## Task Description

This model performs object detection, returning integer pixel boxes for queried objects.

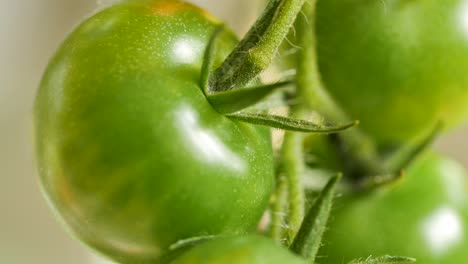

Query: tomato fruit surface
[33,0,274,262]
[170,235,306,264]
[315,0,468,147]
[319,153,468,263]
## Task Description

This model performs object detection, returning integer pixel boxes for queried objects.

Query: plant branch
[281,109,307,243]
[295,0,383,178]
[269,174,289,244]
[209,0,306,91]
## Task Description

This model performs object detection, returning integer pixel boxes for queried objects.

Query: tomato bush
[33,0,468,263]
[319,153,468,263]
[170,235,306,264]
[315,0,468,147]
[34,1,274,262]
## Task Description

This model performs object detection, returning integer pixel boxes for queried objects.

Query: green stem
[281,108,307,244]
[295,0,336,115]
[269,174,289,245]
[209,0,305,91]
[295,0,383,178]
[200,25,225,93]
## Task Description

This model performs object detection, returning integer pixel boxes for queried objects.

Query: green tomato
[170,235,306,264]
[315,0,468,147]
[319,153,468,263]
[33,0,274,263]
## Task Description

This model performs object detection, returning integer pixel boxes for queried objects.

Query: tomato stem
[200,25,225,94]
[280,111,306,244]
[209,0,306,91]
[295,0,384,179]
[269,174,289,244]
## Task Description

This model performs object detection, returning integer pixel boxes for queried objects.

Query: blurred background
[0,0,466,263]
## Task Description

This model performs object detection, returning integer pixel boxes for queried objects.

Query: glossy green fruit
[315,0,468,147]
[319,153,468,263]
[170,235,306,264]
[33,0,274,262]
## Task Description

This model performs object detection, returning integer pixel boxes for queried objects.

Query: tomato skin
[170,235,306,264]
[319,153,468,263]
[33,1,274,262]
[315,0,468,147]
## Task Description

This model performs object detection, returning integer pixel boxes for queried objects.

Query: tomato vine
[33,0,468,263]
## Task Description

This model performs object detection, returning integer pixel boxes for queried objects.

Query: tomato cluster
[310,0,468,262]
[33,0,468,263]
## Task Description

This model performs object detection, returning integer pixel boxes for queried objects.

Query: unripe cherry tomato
[170,235,307,264]
[315,0,468,147]
[319,153,468,263]
[34,1,274,262]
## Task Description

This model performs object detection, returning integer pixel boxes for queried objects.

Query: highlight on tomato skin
[319,152,468,264]
[33,0,275,263]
